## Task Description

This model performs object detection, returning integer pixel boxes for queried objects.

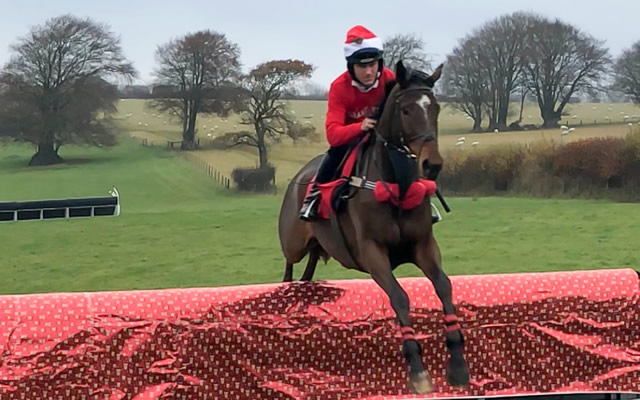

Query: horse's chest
[382,210,431,244]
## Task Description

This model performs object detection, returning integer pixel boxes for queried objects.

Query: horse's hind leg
[415,235,470,387]
[361,240,432,394]
[300,248,320,281]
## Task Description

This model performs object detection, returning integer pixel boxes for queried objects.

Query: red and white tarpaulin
[0,268,638,399]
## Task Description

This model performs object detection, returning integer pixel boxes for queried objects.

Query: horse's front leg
[414,234,470,387]
[360,240,432,394]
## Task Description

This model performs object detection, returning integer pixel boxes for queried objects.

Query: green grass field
[1,139,638,295]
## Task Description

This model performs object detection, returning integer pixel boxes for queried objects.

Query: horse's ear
[429,63,444,84]
[395,60,408,84]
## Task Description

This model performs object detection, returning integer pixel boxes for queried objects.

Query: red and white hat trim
[343,25,383,58]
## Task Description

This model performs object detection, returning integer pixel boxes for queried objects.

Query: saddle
[304,133,438,219]
[304,134,371,219]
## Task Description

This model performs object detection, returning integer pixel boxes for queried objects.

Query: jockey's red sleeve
[325,88,363,147]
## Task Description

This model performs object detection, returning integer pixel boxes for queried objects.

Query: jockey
[299,25,395,221]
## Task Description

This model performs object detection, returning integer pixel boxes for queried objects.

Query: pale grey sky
[1,0,638,88]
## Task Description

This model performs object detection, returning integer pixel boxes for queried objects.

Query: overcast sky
[1,0,638,88]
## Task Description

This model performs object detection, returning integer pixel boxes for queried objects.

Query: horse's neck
[361,134,418,203]
[377,91,400,147]
[362,137,418,186]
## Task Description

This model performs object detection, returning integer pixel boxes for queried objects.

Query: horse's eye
[402,109,409,116]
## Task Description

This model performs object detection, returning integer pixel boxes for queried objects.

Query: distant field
[116,99,640,186]
[117,99,640,143]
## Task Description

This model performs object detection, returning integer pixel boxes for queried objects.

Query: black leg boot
[299,183,321,221]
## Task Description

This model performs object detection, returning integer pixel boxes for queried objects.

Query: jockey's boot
[299,183,321,222]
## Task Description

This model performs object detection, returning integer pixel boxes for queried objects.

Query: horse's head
[380,60,444,181]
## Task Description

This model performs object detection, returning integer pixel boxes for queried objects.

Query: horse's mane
[370,79,397,121]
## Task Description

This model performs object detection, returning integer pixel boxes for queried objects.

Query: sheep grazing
[494,129,499,133]
[458,136,466,142]
[568,128,576,132]
[455,140,464,147]
[472,141,479,146]
[561,130,569,136]
[560,125,569,130]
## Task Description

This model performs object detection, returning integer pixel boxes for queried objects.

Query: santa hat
[343,25,383,60]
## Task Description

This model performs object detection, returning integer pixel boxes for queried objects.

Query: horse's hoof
[446,358,470,387]
[408,371,433,394]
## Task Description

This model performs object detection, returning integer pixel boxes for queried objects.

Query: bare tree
[476,12,533,131]
[150,30,241,150]
[446,36,488,132]
[383,33,431,72]
[613,41,640,104]
[523,17,611,127]
[220,60,314,168]
[0,15,135,165]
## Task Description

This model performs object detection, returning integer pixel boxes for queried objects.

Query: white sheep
[568,128,576,132]
[472,141,479,146]
[560,125,569,130]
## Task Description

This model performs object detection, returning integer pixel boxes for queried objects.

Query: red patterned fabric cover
[0,269,638,399]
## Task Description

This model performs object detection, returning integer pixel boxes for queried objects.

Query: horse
[277,60,469,394]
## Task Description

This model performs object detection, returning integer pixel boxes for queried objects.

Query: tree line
[444,12,638,131]
[0,13,638,167]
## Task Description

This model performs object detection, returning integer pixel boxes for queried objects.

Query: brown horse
[277,61,469,394]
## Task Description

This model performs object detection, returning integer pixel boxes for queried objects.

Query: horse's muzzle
[422,160,441,181]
